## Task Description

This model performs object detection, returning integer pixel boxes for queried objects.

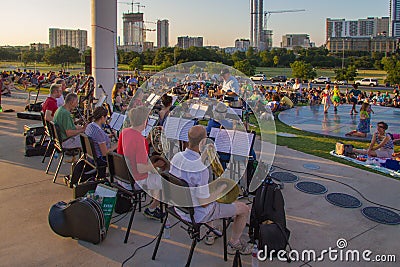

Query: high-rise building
[390,0,400,37]
[157,20,169,48]
[235,39,251,51]
[281,34,312,49]
[326,17,389,42]
[49,28,87,52]
[250,0,264,50]
[123,12,145,46]
[177,36,203,49]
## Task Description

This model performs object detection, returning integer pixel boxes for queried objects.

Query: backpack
[65,159,97,188]
[249,177,291,260]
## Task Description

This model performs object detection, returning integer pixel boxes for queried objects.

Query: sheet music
[146,93,161,105]
[146,93,155,103]
[142,125,153,137]
[109,113,126,131]
[209,127,220,138]
[95,95,107,108]
[178,119,195,142]
[232,131,253,157]
[215,129,234,154]
[164,116,181,139]
[189,103,208,118]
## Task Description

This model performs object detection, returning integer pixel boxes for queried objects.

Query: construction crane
[118,1,145,13]
[264,9,305,29]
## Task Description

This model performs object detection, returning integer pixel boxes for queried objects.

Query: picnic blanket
[330,150,400,178]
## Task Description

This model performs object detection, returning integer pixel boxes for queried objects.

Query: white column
[91,0,117,106]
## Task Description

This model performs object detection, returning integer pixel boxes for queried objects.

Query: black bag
[48,198,106,244]
[114,192,133,214]
[249,176,291,259]
[66,159,97,188]
[25,130,36,146]
[25,102,43,112]
[258,223,291,259]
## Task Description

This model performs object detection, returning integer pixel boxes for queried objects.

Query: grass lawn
[255,67,387,84]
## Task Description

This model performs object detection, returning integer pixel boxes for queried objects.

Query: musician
[117,106,166,220]
[220,68,240,100]
[53,93,86,149]
[42,83,62,121]
[206,102,233,135]
[111,82,127,113]
[158,95,173,126]
[169,125,252,254]
[85,106,118,178]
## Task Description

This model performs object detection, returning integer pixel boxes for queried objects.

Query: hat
[214,102,228,114]
[220,68,230,76]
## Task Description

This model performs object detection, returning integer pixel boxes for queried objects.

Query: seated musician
[53,93,86,149]
[111,82,127,113]
[169,125,252,254]
[158,94,173,126]
[206,102,233,135]
[42,83,62,121]
[85,106,118,178]
[117,106,166,220]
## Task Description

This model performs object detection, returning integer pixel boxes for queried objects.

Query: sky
[0,0,389,48]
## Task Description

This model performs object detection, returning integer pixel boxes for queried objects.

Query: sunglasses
[377,125,385,129]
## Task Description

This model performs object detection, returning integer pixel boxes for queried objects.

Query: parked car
[333,80,347,85]
[250,74,267,81]
[312,77,331,84]
[354,78,379,87]
[269,75,287,83]
[272,81,293,88]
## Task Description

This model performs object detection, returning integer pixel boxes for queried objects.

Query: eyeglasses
[377,125,385,129]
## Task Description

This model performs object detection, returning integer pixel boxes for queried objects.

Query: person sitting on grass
[345,102,370,138]
[353,121,394,158]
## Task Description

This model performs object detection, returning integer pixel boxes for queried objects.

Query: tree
[43,46,80,65]
[129,57,143,70]
[233,59,255,76]
[273,55,279,67]
[21,50,37,65]
[290,61,316,80]
[382,56,400,85]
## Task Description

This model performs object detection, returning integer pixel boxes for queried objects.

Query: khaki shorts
[375,148,394,158]
[199,202,236,223]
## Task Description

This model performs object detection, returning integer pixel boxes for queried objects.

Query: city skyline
[0,0,389,48]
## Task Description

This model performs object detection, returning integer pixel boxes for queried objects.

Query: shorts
[136,172,162,190]
[375,149,394,158]
[332,96,341,103]
[199,202,236,223]
[350,97,357,104]
[62,135,82,149]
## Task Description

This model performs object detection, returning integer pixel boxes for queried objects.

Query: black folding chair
[79,133,107,180]
[152,173,229,267]
[107,151,145,243]
[46,121,80,183]
[40,112,53,163]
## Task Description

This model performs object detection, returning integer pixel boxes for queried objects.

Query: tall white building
[281,34,312,49]
[157,19,169,48]
[391,0,400,37]
[250,0,267,50]
[49,28,87,52]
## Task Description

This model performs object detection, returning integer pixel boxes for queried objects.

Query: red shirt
[42,96,58,117]
[117,128,149,181]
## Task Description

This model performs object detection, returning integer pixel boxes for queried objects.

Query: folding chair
[79,133,106,180]
[46,121,80,183]
[40,112,53,163]
[152,173,229,267]
[107,151,145,243]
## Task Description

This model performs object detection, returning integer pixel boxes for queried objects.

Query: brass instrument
[201,143,224,178]
[149,126,168,155]
[209,178,241,204]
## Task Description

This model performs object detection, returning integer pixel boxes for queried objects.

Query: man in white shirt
[220,68,240,98]
[169,125,252,255]
[292,78,303,95]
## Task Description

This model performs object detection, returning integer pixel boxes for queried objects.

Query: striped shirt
[375,132,394,150]
[85,122,110,158]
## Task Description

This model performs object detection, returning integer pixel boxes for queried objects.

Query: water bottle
[54,152,59,159]
[252,244,259,267]
[163,219,171,239]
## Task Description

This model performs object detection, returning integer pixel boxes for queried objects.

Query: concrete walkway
[0,93,399,266]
